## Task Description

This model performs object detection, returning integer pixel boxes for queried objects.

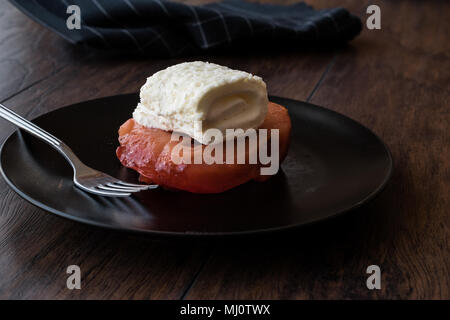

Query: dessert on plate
[116,61,291,193]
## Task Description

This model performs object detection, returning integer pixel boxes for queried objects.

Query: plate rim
[0,93,393,237]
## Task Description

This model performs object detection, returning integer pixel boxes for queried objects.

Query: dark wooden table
[0,0,448,299]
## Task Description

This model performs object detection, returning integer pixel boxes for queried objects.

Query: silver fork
[0,103,158,197]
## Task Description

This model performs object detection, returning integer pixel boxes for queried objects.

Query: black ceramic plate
[0,94,392,236]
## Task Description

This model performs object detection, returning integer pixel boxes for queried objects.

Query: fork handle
[0,104,84,170]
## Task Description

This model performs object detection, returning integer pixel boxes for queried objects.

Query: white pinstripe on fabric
[187,6,208,48]
[216,3,253,35]
[123,0,141,17]
[103,0,175,56]
[91,0,144,52]
[210,8,232,43]
[217,2,280,30]
[144,28,174,56]
[155,0,170,17]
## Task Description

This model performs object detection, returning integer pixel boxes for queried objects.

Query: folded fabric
[9,0,362,56]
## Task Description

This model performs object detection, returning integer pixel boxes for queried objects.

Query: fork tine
[115,181,158,189]
[108,182,150,191]
[75,183,131,197]
[92,189,131,197]
[97,184,142,193]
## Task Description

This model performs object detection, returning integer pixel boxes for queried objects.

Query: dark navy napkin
[9,0,362,56]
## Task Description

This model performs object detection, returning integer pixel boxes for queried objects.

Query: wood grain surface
[0,0,448,299]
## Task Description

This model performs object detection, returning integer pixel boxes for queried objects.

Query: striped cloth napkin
[10,0,362,56]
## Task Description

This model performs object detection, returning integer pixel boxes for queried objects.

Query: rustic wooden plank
[0,204,213,299]
[2,0,446,300]
[0,59,205,298]
[184,0,449,299]
[0,1,90,102]
[0,21,334,298]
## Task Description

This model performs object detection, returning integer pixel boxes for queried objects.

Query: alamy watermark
[170,125,280,176]
[366,5,381,30]
[66,5,81,30]
[366,265,381,290]
[66,265,81,290]
[65,4,382,31]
